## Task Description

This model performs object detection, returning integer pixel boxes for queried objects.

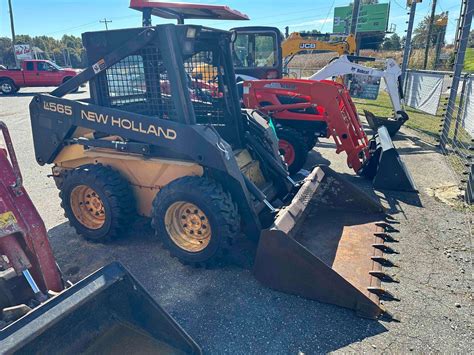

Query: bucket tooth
[369,271,399,283]
[372,244,399,254]
[372,126,418,192]
[375,222,399,233]
[254,166,390,319]
[367,287,399,301]
[371,256,397,267]
[374,232,398,243]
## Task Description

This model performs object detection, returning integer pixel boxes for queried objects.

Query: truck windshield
[233,33,277,68]
[48,61,63,70]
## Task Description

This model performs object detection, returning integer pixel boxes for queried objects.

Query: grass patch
[353,91,442,142]
[464,48,474,72]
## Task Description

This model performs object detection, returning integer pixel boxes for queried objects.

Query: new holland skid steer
[0,122,201,353]
[29,23,401,319]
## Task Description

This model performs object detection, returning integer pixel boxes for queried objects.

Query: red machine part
[242,79,372,173]
[0,122,63,294]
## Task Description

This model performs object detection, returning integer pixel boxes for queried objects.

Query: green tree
[412,12,449,49]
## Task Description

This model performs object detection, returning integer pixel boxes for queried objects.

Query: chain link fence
[439,73,474,203]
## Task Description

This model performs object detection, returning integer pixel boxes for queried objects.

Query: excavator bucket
[365,110,406,137]
[254,166,399,319]
[366,126,418,192]
[0,262,201,355]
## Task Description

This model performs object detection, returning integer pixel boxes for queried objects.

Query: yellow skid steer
[28,22,401,320]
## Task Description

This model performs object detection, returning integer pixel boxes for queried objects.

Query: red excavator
[0,121,201,353]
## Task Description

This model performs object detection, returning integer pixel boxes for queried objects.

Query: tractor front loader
[243,78,417,192]
[29,24,400,319]
[0,121,201,353]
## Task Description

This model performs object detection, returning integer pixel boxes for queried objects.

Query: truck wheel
[277,127,308,175]
[0,80,17,95]
[59,164,135,242]
[152,176,240,267]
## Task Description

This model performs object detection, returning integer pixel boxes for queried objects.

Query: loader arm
[309,56,406,121]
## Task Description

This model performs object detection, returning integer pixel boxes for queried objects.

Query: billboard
[333,3,390,33]
[14,45,33,61]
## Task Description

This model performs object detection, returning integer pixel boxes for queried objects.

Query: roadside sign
[14,45,33,61]
[333,3,390,33]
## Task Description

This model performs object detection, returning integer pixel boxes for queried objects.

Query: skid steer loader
[0,121,201,353]
[29,24,401,319]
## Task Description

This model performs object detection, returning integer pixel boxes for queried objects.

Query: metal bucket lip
[0,262,202,354]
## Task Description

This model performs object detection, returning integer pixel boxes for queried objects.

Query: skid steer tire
[151,176,240,268]
[59,164,135,243]
[277,127,308,175]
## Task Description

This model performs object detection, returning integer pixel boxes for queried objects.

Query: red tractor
[242,79,416,191]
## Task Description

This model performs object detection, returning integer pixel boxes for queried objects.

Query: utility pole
[401,0,419,89]
[350,0,361,55]
[423,0,438,69]
[100,18,112,30]
[8,0,19,68]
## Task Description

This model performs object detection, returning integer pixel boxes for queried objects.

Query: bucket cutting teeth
[375,222,399,233]
[369,271,400,283]
[371,256,397,267]
[372,244,399,254]
[374,232,398,243]
[367,287,399,301]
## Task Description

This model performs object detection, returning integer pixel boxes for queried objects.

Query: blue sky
[0,0,462,43]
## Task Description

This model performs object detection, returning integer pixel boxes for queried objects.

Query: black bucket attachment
[368,126,417,192]
[364,110,407,137]
[0,262,201,355]
[254,166,398,319]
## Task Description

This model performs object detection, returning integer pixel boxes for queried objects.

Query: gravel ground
[0,87,472,354]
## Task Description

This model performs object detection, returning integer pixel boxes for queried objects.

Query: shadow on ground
[48,218,389,353]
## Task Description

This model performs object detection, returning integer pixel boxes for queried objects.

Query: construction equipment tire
[59,164,135,242]
[277,127,308,175]
[304,133,318,152]
[151,176,240,267]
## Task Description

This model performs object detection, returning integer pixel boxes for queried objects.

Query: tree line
[0,34,86,68]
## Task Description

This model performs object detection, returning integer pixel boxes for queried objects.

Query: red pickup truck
[0,60,80,95]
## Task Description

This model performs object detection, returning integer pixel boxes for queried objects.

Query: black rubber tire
[304,133,318,152]
[277,126,308,175]
[151,176,240,267]
[0,79,17,95]
[59,164,135,242]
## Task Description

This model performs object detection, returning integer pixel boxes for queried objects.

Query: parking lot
[0,87,472,353]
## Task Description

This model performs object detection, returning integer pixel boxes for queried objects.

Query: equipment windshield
[233,32,277,68]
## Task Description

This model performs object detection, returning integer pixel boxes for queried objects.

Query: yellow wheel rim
[70,185,106,230]
[165,202,212,253]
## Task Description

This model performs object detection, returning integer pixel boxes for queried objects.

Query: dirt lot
[0,88,472,353]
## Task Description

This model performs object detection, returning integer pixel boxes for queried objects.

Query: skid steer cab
[29,24,401,319]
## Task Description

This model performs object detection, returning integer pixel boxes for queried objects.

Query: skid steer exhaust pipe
[254,166,398,319]
[1,263,201,354]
